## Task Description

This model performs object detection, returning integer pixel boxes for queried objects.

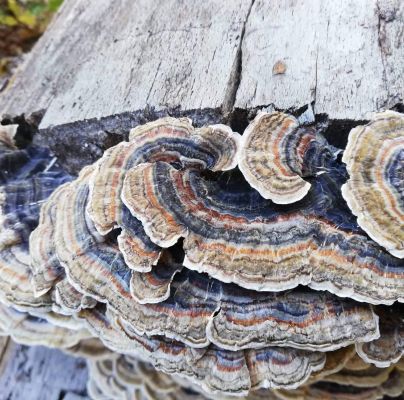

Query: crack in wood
[222,0,256,118]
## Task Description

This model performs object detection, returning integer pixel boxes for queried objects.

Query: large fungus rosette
[1,113,403,398]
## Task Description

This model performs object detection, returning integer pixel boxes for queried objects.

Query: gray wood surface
[235,0,404,120]
[0,340,88,400]
[1,0,402,126]
[0,0,253,128]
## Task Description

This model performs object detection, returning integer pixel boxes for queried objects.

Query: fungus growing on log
[274,368,404,400]
[342,111,404,258]
[123,161,403,303]
[356,304,403,368]
[78,306,326,395]
[1,114,403,397]
[0,135,71,312]
[87,352,206,400]
[0,303,89,349]
[306,346,357,384]
[319,352,403,390]
[31,165,382,353]
[86,117,240,271]
[238,112,338,204]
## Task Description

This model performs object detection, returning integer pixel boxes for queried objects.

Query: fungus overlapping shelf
[0,111,403,399]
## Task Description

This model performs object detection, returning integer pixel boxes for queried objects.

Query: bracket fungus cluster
[0,123,96,352]
[0,111,403,398]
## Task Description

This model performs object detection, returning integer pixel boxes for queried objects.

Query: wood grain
[0,0,253,128]
[2,0,401,127]
[235,0,403,119]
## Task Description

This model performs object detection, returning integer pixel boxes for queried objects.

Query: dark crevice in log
[392,102,404,113]
[222,0,256,119]
[1,104,381,174]
[1,111,43,148]
[33,107,224,175]
[321,118,368,150]
[230,105,357,150]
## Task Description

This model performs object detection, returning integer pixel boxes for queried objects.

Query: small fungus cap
[238,112,313,204]
[342,111,404,258]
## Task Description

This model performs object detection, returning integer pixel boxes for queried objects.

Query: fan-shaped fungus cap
[122,161,404,304]
[307,346,357,384]
[29,184,71,296]
[0,303,89,348]
[127,117,240,171]
[86,117,239,271]
[0,243,53,311]
[53,279,97,314]
[238,112,336,204]
[342,111,404,258]
[356,305,403,368]
[51,166,142,307]
[322,362,395,388]
[274,369,404,400]
[79,306,326,396]
[119,269,380,351]
[48,167,382,351]
[64,338,110,360]
[87,353,204,400]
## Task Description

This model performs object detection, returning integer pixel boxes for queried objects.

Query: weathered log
[0,0,402,397]
[0,0,252,127]
[235,0,404,120]
[1,0,402,174]
[1,0,402,126]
